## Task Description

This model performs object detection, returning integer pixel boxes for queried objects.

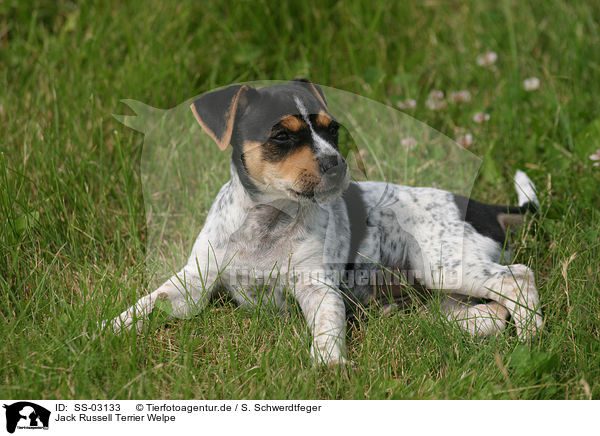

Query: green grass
[2,0,600,399]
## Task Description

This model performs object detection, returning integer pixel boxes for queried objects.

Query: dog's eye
[271,131,291,142]
[328,122,339,136]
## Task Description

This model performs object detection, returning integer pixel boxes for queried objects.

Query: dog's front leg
[295,284,347,366]
[104,262,220,333]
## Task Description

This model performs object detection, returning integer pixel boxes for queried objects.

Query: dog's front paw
[99,317,121,334]
[310,344,353,368]
[325,356,355,368]
[99,313,137,334]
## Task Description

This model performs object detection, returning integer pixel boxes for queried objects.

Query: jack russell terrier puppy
[105,79,543,366]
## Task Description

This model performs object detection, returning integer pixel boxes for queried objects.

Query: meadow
[1,0,599,399]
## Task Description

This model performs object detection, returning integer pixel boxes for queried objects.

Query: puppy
[106,79,543,365]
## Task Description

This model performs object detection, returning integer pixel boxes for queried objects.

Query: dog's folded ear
[292,78,328,108]
[190,85,252,150]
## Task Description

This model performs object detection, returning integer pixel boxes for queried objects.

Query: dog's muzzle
[314,154,349,203]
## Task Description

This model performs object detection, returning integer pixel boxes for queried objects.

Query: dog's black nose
[319,155,344,176]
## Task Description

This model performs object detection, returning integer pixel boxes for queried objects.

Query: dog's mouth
[288,188,315,200]
[288,173,349,203]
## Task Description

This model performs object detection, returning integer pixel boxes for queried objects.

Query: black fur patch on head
[261,140,296,162]
[292,78,328,108]
[231,133,261,198]
[219,80,335,198]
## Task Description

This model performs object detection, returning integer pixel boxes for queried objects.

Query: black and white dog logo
[3,402,50,434]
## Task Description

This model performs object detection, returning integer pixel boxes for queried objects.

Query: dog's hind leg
[445,263,542,340]
[415,255,542,339]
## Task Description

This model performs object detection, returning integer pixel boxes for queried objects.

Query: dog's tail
[452,170,539,238]
[513,170,539,213]
[492,170,539,234]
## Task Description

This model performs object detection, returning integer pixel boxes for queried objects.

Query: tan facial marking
[278,145,320,187]
[242,140,266,182]
[242,141,320,194]
[316,110,332,128]
[280,115,306,132]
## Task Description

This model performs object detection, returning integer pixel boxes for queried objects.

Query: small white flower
[426,99,446,111]
[523,77,540,91]
[590,149,600,166]
[473,112,490,124]
[477,51,498,67]
[425,90,446,111]
[429,90,444,100]
[401,137,418,150]
[397,98,417,110]
[457,133,473,148]
[449,90,472,104]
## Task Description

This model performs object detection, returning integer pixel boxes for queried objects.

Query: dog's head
[190,79,349,204]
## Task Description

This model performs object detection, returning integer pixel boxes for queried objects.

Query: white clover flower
[429,90,444,100]
[590,149,600,167]
[477,51,498,67]
[473,112,490,123]
[523,77,540,91]
[397,98,416,110]
[401,137,418,150]
[425,90,446,111]
[449,90,472,104]
[457,133,473,148]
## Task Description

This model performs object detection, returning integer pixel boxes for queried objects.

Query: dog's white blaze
[294,95,338,155]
